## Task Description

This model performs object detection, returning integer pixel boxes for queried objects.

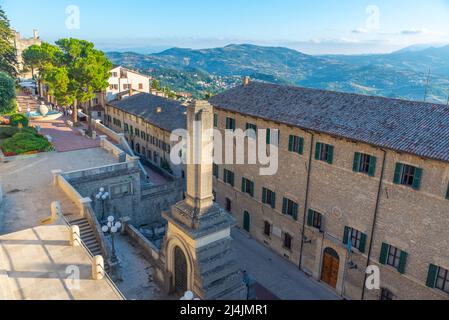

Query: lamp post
[102,216,122,264]
[95,187,110,222]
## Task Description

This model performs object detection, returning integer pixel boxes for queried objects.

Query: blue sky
[2,0,449,54]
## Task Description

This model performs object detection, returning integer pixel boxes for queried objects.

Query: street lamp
[95,187,110,222]
[102,216,122,264]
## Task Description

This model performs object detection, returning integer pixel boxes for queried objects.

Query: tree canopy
[0,6,18,77]
[0,71,16,114]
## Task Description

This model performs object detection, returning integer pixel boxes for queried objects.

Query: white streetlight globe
[96,194,101,200]
[184,291,194,300]
[104,192,109,198]
[115,222,122,229]
[108,216,114,223]
[107,222,112,228]
[111,226,118,233]
[102,194,108,200]
[102,226,109,233]
[99,187,105,193]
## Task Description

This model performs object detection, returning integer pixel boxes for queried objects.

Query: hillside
[106,44,449,103]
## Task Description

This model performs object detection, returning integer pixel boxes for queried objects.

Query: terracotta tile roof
[210,82,449,163]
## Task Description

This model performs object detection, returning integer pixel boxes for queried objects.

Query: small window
[241,177,254,197]
[226,117,236,131]
[436,267,449,293]
[264,221,271,237]
[394,163,423,190]
[288,135,304,155]
[343,227,367,253]
[307,209,323,231]
[445,183,449,200]
[315,142,334,164]
[380,288,394,301]
[138,83,143,90]
[262,188,276,209]
[246,123,257,139]
[387,246,402,269]
[225,198,232,213]
[282,198,298,220]
[283,233,292,250]
[213,164,219,179]
[353,153,377,176]
[224,169,235,187]
[109,182,132,199]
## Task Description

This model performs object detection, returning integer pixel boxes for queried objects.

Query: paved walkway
[32,116,100,153]
[232,228,340,300]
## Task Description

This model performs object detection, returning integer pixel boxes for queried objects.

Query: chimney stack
[243,76,250,86]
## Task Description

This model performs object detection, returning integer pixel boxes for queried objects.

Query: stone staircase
[69,217,110,273]
[16,94,40,112]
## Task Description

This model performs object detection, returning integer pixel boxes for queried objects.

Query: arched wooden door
[243,211,250,233]
[174,246,188,294]
[321,247,340,289]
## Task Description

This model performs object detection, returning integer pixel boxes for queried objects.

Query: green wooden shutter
[292,203,298,220]
[231,172,235,186]
[262,188,267,204]
[393,163,403,184]
[271,192,276,209]
[298,138,304,155]
[359,233,367,254]
[368,156,377,177]
[379,243,389,265]
[307,210,314,226]
[353,153,361,172]
[426,264,438,288]
[250,181,254,197]
[398,251,408,274]
[343,226,350,245]
[315,142,322,160]
[266,129,271,145]
[327,145,334,164]
[412,168,423,190]
[214,114,218,127]
[282,198,287,215]
[446,183,449,200]
[288,135,294,152]
[241,178,246,193]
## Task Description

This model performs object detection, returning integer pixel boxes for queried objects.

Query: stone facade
[13,30,41,79]
[212,108,449,301]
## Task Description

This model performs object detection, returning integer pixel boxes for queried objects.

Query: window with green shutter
[266,129,271,145]
[380,243,408,274]
[307,209,323,231]
[213,164,219,179]
[315,142,334,164]
[394,163,423,190]
[379,243,389,265]
[246,123,257,139]
[426,264,438,288]
[343,226,367,253]
[214,114,218,128]
[288,135,304,155]
[262,187,276,209]
[446,183,449,200]
[226,117,235,131]
[282,198,298,220]
[242,178,254,197]
[224,169,234,187]
[353,152,377,177]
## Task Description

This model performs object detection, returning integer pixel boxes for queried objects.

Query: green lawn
[0,125,53,156]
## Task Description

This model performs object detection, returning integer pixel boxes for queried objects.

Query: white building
[107,66,152,102]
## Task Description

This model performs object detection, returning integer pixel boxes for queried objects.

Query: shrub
[1,132,52,155]
[0,72,16,115]
[9,113,29,128]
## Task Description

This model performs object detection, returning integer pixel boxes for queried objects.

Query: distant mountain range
[106,44,449,103]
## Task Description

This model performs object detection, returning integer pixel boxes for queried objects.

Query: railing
[62,162,138,181]
[59,212,126,300]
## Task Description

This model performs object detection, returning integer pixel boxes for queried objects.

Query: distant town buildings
[106,66,152,102]
[13,29,41,79]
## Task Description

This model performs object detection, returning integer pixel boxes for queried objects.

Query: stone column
[92,256,105,280]
[70,226,81,247]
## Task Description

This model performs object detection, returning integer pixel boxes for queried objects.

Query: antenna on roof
[423,68,431,102]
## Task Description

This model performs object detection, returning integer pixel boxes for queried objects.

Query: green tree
[0,71,16,114]
[22,43,60,97]
[53,38,112,126]
[151,79,161,90]
[0,6,17,77]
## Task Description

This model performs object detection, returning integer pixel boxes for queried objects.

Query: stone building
[13,29,41,79]
[104,80,449,300]
[105,93,187,179]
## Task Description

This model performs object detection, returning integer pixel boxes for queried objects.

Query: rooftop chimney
[243,76,250,86]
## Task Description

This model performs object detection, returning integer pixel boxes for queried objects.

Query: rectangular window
[224,169,235,187]
[380,288,394,301]
[213,164,219,179]
[282,198,299,220]
[264,221,271,237]
[283,233,292,250]
[307,209,323,231]
[246,123,258,139]
[353,152,377,176]
[436,267,449,293]
[109,182,132,199]
[226,117,236,131]
[138,83,143,90]
[315,142,334,164]
[288,135,304,155]
[241,177,254,197]
[387,246,402,268]
[445,183,449,200]
[380,243,408,274]
[393,163,423,190]
[343,227,367,253]
[262,188,276,209]
[214,114,218,128]
[225,198,232,213]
